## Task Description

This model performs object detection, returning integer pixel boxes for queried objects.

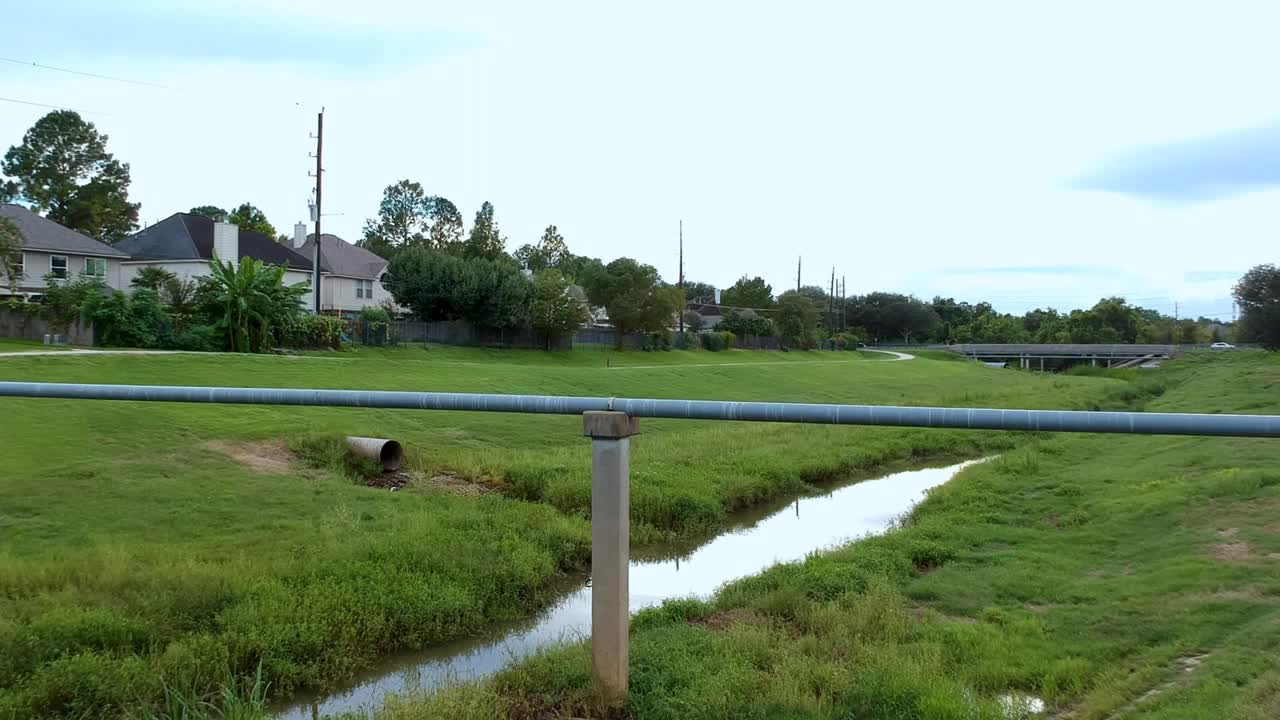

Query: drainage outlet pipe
[346,437,405,472]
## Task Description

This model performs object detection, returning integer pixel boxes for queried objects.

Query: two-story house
[290,224,397,314]
[0,203,131,297]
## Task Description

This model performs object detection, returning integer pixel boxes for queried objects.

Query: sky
[3,1,1278,320]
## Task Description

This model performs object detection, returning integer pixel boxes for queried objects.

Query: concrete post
[583,411,639,698]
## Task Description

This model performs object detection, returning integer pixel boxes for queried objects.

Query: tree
[462,201,506,260]
[189,206,229,222]
[721,276,773,309]
[775,290,820,348]
[386,246,530,330]
[847,292,939,343]
[1233,264,1280,349]
[684,281,717,303]
[514,225,569,272]
[359,180,464,258]
[0,217,22,291]
[529,269,588,349]
[718,308,773,337]
[227,203,278,240]
[206,256,308,353]
[40,274,105,333]
[130,266,177,291]
[682,310,706,332]
[428,197,465,252]
[1,110,139,243]
[584,258,683,347]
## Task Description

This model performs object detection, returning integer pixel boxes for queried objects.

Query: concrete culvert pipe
[345,437,405,472]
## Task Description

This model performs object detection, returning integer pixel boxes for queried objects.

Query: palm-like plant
[130,266,178,291]
[206,255,308,352]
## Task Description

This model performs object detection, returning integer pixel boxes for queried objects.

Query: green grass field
[0,338,73,353]
[391,352,1280,720]
[0,346,1138,718]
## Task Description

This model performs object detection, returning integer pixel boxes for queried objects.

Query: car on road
[1210,342,1236,350]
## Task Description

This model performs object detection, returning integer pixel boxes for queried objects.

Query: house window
[6,252,22,281]
[83,257,107,277]
[357,279,373,299]
[50,255,68,279]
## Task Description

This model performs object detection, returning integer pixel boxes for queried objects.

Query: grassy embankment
[386,352,1280,720]
[0,346,1125,718]
[0,338,73,352]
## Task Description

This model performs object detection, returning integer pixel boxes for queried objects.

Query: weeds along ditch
[0,348,1156,718]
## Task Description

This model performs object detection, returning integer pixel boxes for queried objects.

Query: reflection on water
[276,460,979,719]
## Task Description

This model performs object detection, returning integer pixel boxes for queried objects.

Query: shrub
[643,330,672,351]
[700,331,736,352]
[169,325,219,352]
[356,306,392,346]
[833,330,867,350]
[88,289,174,348]
[719,308,773,337]
[284,314,345,350]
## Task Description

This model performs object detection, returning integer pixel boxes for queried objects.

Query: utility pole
[841,275,846,331]
[829,267,836,331]
[309,110,324,314]
[678,220,684,333]
[796,256,801,292]
[1174,301,1180,344]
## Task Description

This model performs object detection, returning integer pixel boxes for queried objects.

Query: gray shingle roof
[116,213,319,271]
[0,204,130,258]
[295,233,388,279]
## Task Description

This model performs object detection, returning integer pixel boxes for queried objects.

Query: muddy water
[277,459,980,719]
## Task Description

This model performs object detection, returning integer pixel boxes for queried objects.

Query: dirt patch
[367,470,414,490]
[691,608,764,631]
[424,472,493,497]
[1216,527,1240,538]
[207,440,296,475]
[1210,542,1253,562]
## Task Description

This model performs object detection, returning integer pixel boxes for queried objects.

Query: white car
[1210,342,1235,350]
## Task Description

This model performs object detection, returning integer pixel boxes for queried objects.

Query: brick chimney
[293,222,307,249]
[213,222,240,264]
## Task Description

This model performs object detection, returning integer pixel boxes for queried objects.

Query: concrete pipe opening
[345,437,405,472]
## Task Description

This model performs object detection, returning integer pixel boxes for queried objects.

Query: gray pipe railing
[1,381,1277,438]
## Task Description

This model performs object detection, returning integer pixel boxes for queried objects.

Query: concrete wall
[0,306,94,345]
[8,250,125,292]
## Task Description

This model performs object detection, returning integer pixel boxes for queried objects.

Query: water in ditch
[277,459,981,719]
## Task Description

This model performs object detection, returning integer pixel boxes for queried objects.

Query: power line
[0,95,108,115]
[1,56,169,89]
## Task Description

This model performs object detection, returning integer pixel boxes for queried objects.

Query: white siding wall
[121,263,317,312]
[284,269,316,311]
[10,250,125,292]
[320,275,401,313]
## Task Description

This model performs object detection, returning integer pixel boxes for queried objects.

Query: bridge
[948,344,1177,370]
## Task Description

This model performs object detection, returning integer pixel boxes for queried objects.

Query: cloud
[1073,121,1280,202]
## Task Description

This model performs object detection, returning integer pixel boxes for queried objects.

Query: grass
[392,351,1280,720]
[0,338,74,352]
[0,345,1126,718]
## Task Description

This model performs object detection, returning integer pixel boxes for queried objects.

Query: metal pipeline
[1,381,1278,439]
[345,436,404,472]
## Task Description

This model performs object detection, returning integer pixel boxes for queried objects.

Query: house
[290,224,397,314]
[0,203,131,297]
[685,300,723,329]
[116,213,323,308]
